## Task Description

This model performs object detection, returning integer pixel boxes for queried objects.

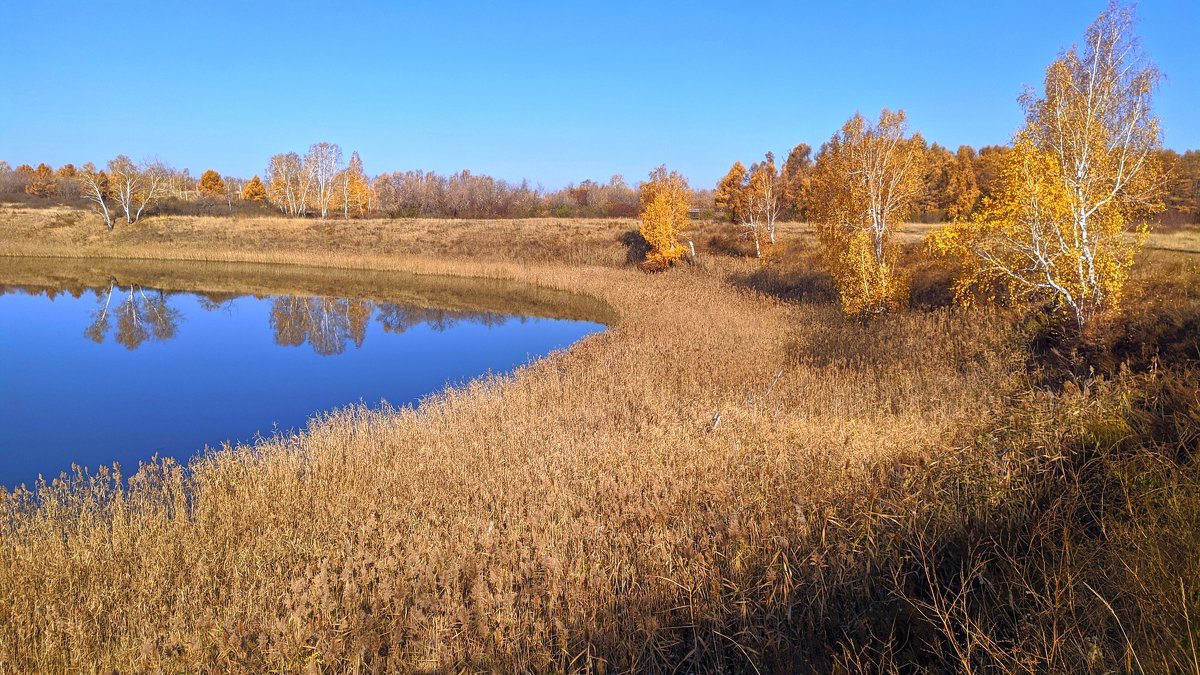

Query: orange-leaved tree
[810,109,925,317]
[714,161,748,224]
[24,163,57,197]
[944,146,981,221]
[929,2,1164,330]
[780,143,814,220]
[335,151,372,218]
[198,169,226,197]
[241,175,267,201]
[638,165,692,268]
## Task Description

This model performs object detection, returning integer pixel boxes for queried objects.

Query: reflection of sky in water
[0,286,604,488]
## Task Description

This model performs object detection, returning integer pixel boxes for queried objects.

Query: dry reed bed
[0,208,1197,672]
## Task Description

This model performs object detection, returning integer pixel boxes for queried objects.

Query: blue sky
[1,1,1196,189]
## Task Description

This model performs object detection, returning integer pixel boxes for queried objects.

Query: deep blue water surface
[0,284,603,487]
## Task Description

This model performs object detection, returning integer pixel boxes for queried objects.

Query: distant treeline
[718,143,1200,226]
[0,150,669,222]
[2,143,1197,224]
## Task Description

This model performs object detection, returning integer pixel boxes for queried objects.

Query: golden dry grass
[1144,226,1200,255]
[0,207,1197,672]
[0,205,637,268]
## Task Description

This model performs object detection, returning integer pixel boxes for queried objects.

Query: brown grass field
[0,206,1198,672]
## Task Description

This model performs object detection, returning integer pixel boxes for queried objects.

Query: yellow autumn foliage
[638,165,691,267]
[241,176,267,201]
[809,109,924,317]
[929,3,1163,329]
[714,162,748,223]
[835,229,909,317]
[198,169,225,197]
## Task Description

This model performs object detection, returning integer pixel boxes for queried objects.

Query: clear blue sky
[1,1,1196,190]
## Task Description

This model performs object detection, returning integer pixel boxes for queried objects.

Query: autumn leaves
[638,166,693,268]
[643,2,1164,331]
[264,144,373,219]
[809,110,925,318]
[930,3,1162,330]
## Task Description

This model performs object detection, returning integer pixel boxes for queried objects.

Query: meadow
[0,206,1197,672]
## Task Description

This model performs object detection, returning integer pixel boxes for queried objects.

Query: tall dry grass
[0,208,1197,672]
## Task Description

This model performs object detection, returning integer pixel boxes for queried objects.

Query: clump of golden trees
[23,163,57,197]
[931,2,1164,330]
[711,2,1166,331]
[809,109,926,317]
[638,165,692,268]
[714,154,781,259]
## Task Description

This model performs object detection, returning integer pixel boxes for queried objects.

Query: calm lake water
[0,276,604,488]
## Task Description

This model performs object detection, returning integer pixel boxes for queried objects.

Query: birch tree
[222,175,243,212]
[78,163,115,230]
[106,156,169,225]
[266,152,309,216]
[747,153,782,250]
[714,156,781,259]
[810,109,925,317]
[930,2,1163,330]
[85,282,180,349]
[305,142,343,219]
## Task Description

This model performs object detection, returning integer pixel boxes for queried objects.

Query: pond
[0,259,608,488]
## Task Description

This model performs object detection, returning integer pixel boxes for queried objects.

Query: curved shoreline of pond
[0,211,1050,671]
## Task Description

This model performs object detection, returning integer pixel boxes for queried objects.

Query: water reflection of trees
[269,297,370,356]
[196,291,240,312]
[269,296,510,356]
[84,281,182,350]
[1,283,517,355]
[374,304,508,334]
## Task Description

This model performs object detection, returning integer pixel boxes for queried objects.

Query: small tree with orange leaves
[638,165,692,268]
[198,170,226,198]
[241,176,267,201]
[714,162,749,223]
[335,151,372,218]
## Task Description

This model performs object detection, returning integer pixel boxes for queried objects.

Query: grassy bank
[1,208,1197,672]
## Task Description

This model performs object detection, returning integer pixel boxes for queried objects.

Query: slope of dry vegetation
[0,209,1197,672]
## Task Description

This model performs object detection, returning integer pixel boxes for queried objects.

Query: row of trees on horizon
[4,143,1197,227]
